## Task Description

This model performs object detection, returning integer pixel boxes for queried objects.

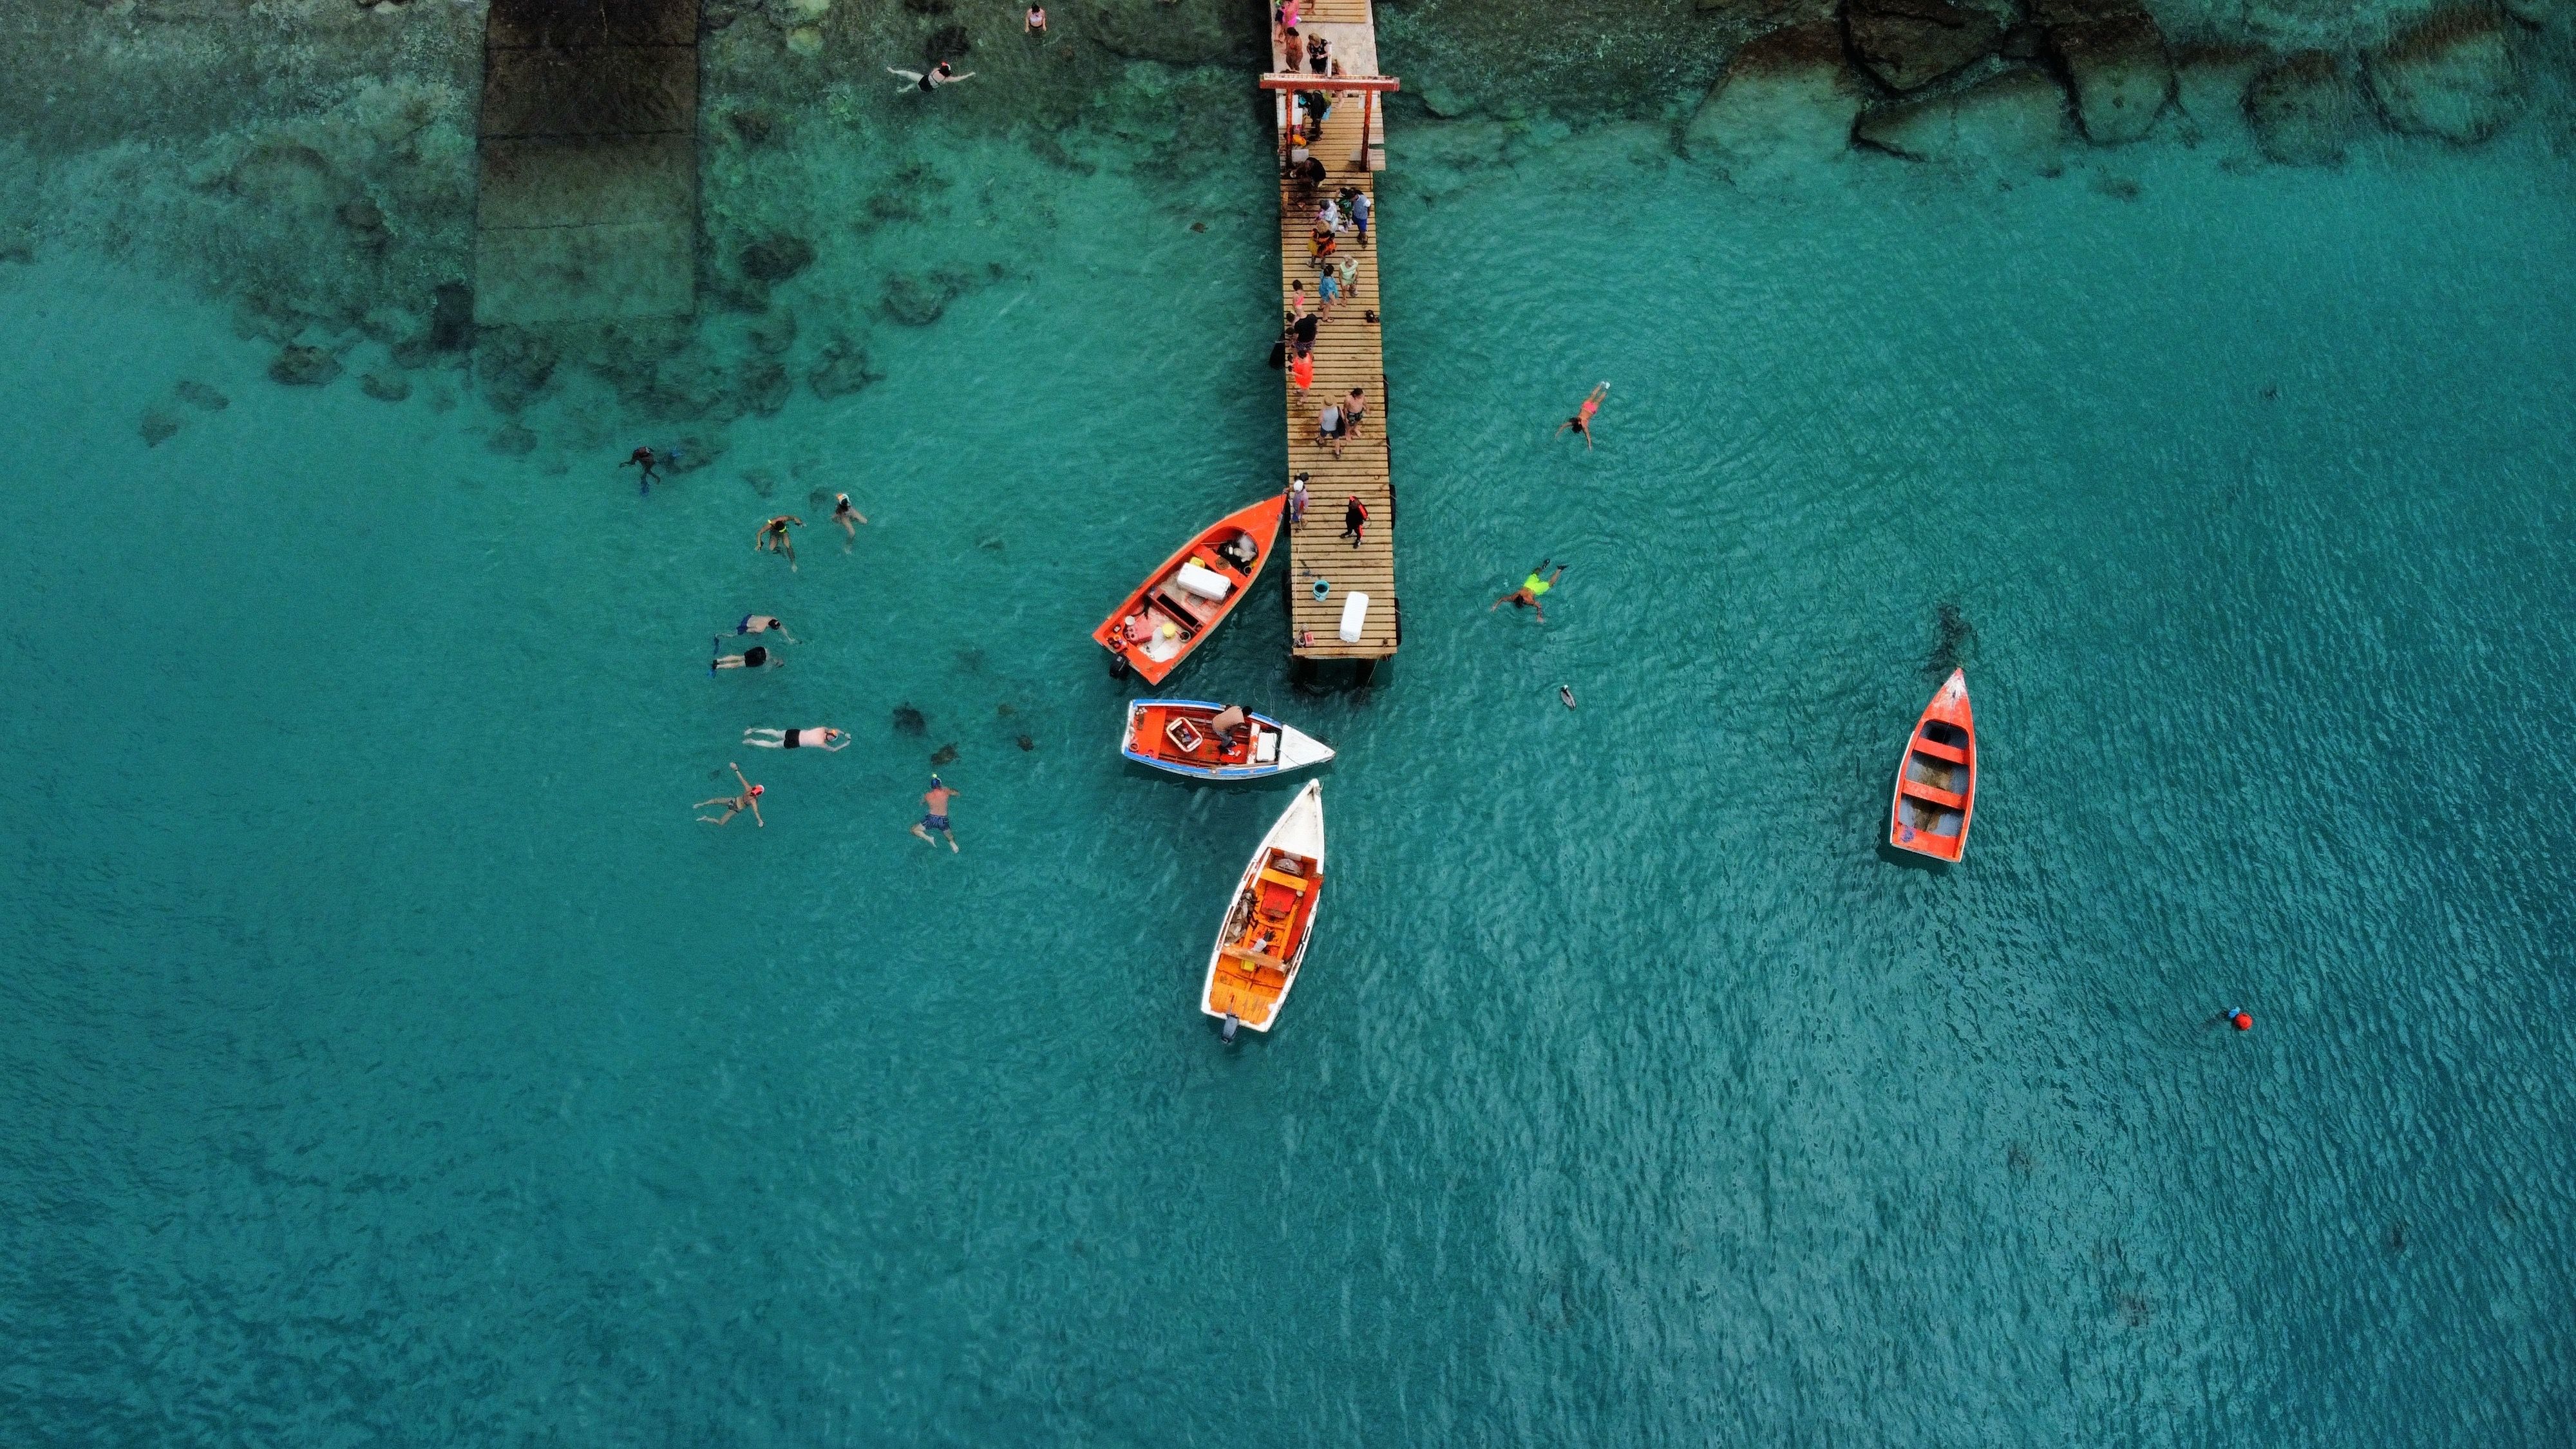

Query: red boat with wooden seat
[1092,497,1287,686]
[1889,668,1977,862]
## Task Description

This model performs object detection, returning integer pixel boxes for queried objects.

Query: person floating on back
[1493,561,1567,621]
[890,61,976,93]
[755,514,804,571]
[744,726,848,752]
[622,446,659,493]
[911,775,960,853]
[1555,383,1609,450]
[696,764,765,828]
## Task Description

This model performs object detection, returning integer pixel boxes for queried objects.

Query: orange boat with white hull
[1202,781,1325,1040]
[1889,668,1976,862]
[1092,497,1287,686]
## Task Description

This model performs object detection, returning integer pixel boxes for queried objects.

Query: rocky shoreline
[1,1,2568,465]
[1688,1,2566,174]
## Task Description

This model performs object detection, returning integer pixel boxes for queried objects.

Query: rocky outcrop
[1686,23,1867,168]
[1844,0,2010,91]
[1855,65,2072,165]
[808,333,884,399]
[2245,50,2363,164]
[268,345,343,386]
[2045,8,2174,144]
[2172,44,2266,146]
[2366,8,2523,143]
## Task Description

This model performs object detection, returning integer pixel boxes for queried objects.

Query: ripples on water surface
[3,6,2575,1443]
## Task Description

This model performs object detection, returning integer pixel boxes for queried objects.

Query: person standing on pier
[1289,472,1309,527]
[1349,189,1370,247]
[1340,387,1367,442]
[1287,279,1305,325]
[1291,342,1313,395]
[1340,495,1367,547]
[1315,265,1339,319]
[1318,398,1346,460]
[1306,32,1330,74]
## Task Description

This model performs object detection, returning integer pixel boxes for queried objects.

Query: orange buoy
[2230,1010,2253,1032]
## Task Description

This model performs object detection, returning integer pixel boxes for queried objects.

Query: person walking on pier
[1340,495,1367,547]
[1287,279,1306,325]
[1316,264,1340,319]
[1289,472,1309,527]
[1306,32,1330,74]
[1349,189,1370,247]
[1340,387,1368,442]
[1291,341,1313,395]
[1318,399,1347,459]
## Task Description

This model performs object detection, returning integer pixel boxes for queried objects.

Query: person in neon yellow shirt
[1492,560,1567,621]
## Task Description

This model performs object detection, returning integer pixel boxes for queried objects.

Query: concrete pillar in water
[475,0,699,325]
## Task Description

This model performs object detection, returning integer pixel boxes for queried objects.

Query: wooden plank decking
[1272,1,1397,663]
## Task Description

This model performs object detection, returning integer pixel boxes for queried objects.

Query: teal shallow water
[6,114,2576,1442]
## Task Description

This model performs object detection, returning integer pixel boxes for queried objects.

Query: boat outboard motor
[1221,1012,1240,1043]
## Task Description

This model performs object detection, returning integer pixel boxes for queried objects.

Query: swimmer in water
[889,61,976,93]
[1025,6,1046,33]
[910,775,960,853]
[744,726,849,752]
[1559,685,1577,709]
[621,445,659,493]
[1554,382,1610,450]
[710,637,786,673]
[696,764,765,828]
[755,515,804,570]
[832,493,867,546]
[1492,560,1567,621]
[734,615,797,642]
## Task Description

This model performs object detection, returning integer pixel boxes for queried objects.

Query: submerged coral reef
[1,0,2568,457]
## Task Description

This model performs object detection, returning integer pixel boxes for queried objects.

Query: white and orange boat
[1092,497,1287,686]
[1889,668,1977,862]
[1202,781,1325,1039]
[1122,699,1335,781]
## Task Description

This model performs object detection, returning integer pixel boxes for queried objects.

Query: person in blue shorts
[911,775,960,852]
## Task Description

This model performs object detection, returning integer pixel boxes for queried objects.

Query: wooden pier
[1267,3,1399,671]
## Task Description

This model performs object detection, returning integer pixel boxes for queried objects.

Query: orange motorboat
[1889,668,1976,862]
[1203,781,1325,1039]
[1092,497,1287,686]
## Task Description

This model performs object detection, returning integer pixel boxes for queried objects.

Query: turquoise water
[7,71,2576,1446]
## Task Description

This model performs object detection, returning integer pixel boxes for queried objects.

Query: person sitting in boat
[1217,531,1257,571]
[1208,705,1251,748]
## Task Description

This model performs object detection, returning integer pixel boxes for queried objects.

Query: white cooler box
[1173,562,1234,602]
[1338,591,1370,643]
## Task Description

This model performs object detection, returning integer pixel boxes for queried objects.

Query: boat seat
[1911,735,1969,766]
[1257,867,1311,895]
[1150,589,1208,631]
[1902,780,1967,810]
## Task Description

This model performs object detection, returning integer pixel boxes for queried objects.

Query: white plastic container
[1174,562,1233,602]
[1338,591,1370,643]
